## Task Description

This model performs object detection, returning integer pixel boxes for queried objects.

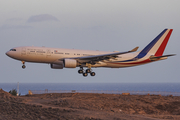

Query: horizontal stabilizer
[152,54,176,58]
[149,54,176,61]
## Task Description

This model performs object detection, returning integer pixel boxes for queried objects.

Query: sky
[0,0,179,83]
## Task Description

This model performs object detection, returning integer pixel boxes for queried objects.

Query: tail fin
[141,29,173,56]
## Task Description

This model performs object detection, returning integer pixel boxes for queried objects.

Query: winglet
[130,47,139,52]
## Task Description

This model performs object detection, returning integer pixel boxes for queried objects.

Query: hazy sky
[0,0,179,83]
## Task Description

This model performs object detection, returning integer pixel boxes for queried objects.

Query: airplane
[6,29,175,77]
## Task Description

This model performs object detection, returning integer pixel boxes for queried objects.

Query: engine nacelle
[51,64,63,69]
[64,59,77,68]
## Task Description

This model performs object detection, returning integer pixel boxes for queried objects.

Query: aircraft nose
[6,51,10,56]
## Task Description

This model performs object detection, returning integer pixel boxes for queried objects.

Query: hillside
[0,89,180,120]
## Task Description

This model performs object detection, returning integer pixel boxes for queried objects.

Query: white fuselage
[6,46,149,68]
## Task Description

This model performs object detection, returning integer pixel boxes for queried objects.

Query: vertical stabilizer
[140,29,173,56]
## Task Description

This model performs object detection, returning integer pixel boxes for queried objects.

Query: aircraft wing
[72,47,139,64]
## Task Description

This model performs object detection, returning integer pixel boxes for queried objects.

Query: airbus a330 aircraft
[6,29,175,77]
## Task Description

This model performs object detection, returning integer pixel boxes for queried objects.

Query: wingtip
[130,47,139,52]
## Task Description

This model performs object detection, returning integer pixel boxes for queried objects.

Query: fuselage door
[46,49,51,57]
[21,48,26,56]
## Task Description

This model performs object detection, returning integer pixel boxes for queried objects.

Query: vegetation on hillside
[9,89,17,96]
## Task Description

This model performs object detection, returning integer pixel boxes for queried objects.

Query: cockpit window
[10,49,16,51]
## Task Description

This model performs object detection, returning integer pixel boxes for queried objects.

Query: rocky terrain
[0,89,180,120]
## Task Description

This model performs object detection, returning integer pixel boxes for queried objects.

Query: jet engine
[64,59,77,68]
[50,64,63,69]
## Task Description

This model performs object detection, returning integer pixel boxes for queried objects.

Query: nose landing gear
[78,67,96,77]
[22,61,26,69]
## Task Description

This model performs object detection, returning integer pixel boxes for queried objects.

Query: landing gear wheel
[78,70,83,74]
[22,61,26,69]
[22,65,26,69]
[86,69,91,73]
[90,72,96,76]
[83,73,88,77]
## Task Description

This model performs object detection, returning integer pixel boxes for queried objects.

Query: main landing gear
[22,61,26,69]
[78,67,96,77]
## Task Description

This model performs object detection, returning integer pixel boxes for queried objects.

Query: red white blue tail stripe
[109,29,173,67]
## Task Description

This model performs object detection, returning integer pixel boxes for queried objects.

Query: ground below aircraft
[6,29,175,77]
